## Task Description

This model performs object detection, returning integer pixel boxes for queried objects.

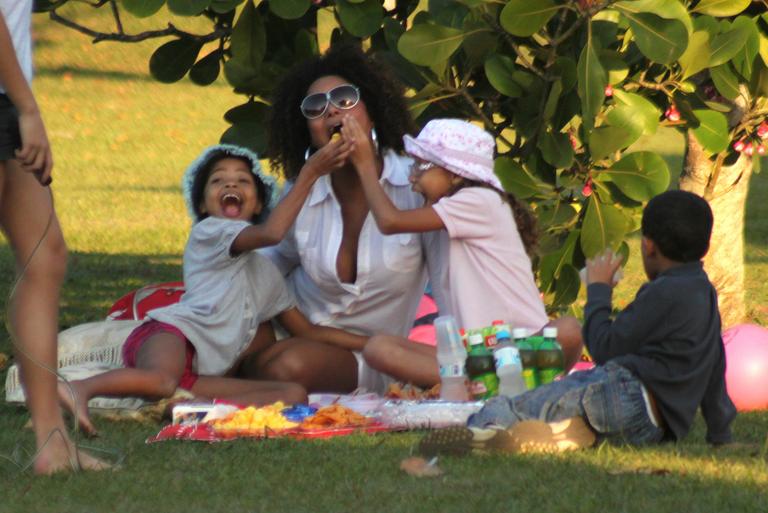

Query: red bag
[107,282,185,321]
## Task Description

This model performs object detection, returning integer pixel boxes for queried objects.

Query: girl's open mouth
[220,193,242,218]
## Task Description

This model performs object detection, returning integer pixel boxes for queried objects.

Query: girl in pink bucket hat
[340,117,584,389]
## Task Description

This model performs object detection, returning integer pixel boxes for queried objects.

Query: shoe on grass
[508,417,596,454]
[417,425,514,457]
[417,417,595,457]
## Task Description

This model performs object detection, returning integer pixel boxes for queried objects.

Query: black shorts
[0,93,22,161]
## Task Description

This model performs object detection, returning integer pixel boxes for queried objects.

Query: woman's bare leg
[363,335,439,387]
[255,338,358,393]
[0,160,108,474]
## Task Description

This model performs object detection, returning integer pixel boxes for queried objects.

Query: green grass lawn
[0,5,767,512]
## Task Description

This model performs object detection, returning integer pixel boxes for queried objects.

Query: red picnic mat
[146,421,394,444]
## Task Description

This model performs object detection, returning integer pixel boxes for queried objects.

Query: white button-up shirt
[262,150,447,338]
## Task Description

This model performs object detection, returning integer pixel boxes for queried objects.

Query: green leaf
[269,0,310,19]
[580,196,629,258]
[485,54,522,97]
[691,109,730,153]
[577,24,606,133]
[692,0,750,17]
[760,33,768,67]
[750,59,768,97]
[731,17,760,79]
[619,11,688,64]
[316,7,337,54]
[599,51,629,85]
[553,264,581,307]
[495,157,540,199]
[709,18,755,68]
[552,57,577,92]
[221,121,267,155]
[602,151,670,202]
[189,49,221,86]
[678,31,710,80]
[614,0,692,34]
[167,0,210,16]
[538,128,573,169]
[588,125,636,161]
[539,230,579,292]
[710,63,741,100]
[122,0,165,18]
[229,0,266,71]
[499,0,559,37]
[210,0,244,13]
[543,80,562,121]
[336,0,383,37]
[398,23,465,67]
[149,38,203,84]
[611,90,660,135]
[536,202,578,229]
[224,100,270,124]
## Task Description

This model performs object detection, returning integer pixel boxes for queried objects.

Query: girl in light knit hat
[340,117,583,389]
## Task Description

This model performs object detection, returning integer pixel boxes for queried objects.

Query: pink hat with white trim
[403,119,502,191]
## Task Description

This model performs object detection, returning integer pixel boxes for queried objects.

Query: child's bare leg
[0,161,107,474]
[191,376,307,406]
[58,332,189,436]
[545,316,584,371]
[363,335,439,387]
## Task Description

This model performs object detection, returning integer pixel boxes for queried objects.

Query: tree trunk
[680,133,752,328]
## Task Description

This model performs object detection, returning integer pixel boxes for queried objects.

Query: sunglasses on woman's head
[300,84,361,119]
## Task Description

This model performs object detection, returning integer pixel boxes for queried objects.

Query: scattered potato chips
[210,401,298,436]
[300,404,370,429]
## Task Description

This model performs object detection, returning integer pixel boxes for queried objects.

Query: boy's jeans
[468,362,665,445]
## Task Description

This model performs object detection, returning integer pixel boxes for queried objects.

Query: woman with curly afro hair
[247,43,447,394]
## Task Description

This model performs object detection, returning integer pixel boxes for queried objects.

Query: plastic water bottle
[514,328,539,390]
[434,315,470,401]
[493,324,527,398]
[537,327,564,385]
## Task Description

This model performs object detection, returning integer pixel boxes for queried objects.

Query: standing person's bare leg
[0,161,107,474]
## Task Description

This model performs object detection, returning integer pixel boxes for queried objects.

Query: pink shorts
[122,320,199,390]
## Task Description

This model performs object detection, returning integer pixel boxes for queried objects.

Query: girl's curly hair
[268,43,415,181]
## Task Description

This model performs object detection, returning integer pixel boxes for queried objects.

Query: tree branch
[109,0,124,35]
[49,10,229,44]
[481,12,545,79]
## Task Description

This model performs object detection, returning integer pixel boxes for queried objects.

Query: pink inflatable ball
[723,324,768,412]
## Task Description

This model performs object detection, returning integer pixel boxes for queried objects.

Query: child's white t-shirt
[432,187,548,332]
[148,217,296,376]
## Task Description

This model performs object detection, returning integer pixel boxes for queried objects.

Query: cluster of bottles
[435,315,564,402]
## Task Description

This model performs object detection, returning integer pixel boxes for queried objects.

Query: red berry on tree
[757,144,766,156]
[733,139,746,152]
[665,105,680,122]
[744,143,754,156]
[758,122,768,139]
[604,84,613,97]
[582,179,593,197]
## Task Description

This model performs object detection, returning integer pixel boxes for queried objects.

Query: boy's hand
[586,249,623,286]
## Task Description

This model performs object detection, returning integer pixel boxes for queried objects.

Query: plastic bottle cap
[543,327,558,338]
[492,320,504,325]
[468,333,484,346]
[512,328,528,339]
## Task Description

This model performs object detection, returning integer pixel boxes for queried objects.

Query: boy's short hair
[641,190,713,262]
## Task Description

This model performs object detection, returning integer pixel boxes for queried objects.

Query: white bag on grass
[4,320,148,411]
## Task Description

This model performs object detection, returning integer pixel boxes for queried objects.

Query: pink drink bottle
[434,315,470,401]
